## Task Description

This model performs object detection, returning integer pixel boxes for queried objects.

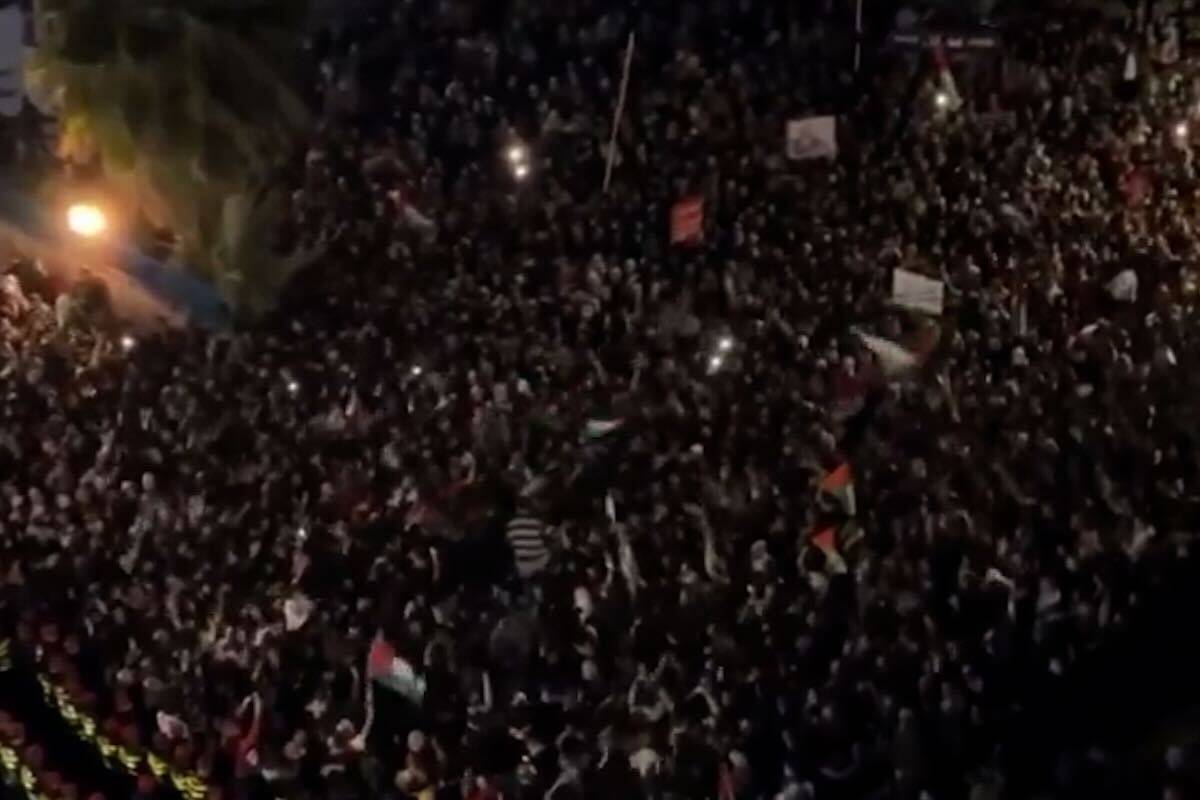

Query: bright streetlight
[66,203,108,238]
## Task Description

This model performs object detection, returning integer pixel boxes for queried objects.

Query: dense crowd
[2,0,1200,799]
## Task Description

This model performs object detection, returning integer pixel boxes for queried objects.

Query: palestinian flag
[810,521,861,571]
[367,636,426,704]
[817,462,857,516]
[809,524,848,575]
[811,525,839,558]
[813,521,863,552]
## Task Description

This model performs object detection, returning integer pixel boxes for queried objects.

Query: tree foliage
[27,0,315,316]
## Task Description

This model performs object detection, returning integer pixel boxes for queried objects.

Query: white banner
[857,332,917,377]
[891,268,945,315]
[786,116,838,160]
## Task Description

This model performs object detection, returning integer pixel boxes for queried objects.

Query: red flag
[818,463,851,493]
[717,763,736,800]
[811,526,838,557]
[812,522,865,564]
[831,368,867,419]
[233,695,263,774]
[930,40,961,110]
[931,40,950,72]
[367,637,395,679]
[670,197,704,244]
[1121,168,1151,207]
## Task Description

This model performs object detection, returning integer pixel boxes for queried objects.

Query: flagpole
[854,0,863,73]
[602,33,636,194]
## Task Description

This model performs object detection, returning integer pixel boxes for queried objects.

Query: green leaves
[29,0,315,316]
[213,189,323,317]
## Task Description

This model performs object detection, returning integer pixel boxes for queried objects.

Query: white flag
[156,712,190,741]
[585,418,624,439]
[857,332,918,377]
[1106,269,1138,303]
[891,269,944,315]
[402,204,436,233]
[284,593,314,631]
[786,116,838,160]
[1124,50,1138,81]
[615,524,641,598]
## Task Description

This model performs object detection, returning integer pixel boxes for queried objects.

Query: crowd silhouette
[1,2,1200,799]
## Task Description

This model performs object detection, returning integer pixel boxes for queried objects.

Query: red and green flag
[809,521,862,570]
[367,635,426,704]
[818,462,857,516]
[810,526,839,559]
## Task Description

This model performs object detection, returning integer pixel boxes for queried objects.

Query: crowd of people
[1,0,1200,798]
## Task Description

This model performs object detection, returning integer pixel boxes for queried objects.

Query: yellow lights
[507,142,531,181]
[66,203,108,238]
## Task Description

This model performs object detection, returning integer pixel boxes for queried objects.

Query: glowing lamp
[66,204,107,238]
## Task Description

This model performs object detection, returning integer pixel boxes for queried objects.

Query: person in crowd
[1,1,1200,799]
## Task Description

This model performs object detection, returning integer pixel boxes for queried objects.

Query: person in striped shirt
[505,512,550,579]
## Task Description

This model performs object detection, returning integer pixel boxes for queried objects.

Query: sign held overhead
[786,116,838,160]
[891,268,945,315]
